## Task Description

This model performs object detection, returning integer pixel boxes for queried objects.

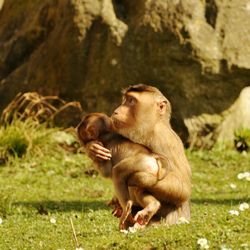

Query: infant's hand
[86,141,112,160]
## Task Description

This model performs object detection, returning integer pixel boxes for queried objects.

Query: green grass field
[0,120,249,249]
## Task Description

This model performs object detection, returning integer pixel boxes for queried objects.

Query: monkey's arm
[85,140,112,160]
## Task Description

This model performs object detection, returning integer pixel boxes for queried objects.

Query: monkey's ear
[157,100,167,115]
[76,122,85,139]
[87,125,98,139]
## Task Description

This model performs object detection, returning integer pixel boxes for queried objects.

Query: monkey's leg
[133,189,161,228]
[112,156,159,208]
[150,171,191,205]
[148,172,191,225]
[112,163,133,209]
[119,200,135,230]
[127,172,158,188]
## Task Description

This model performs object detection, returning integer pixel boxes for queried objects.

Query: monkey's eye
[126,96,136,106]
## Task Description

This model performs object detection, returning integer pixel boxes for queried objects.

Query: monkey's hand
[85,140,112,160]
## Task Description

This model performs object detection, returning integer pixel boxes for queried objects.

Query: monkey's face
[111,92,138,130]
[111,91,159,137]
[77,113,111,144]
[111,85,173,147]
[77,117,99,144]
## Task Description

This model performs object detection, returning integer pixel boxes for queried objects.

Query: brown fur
[111,84,192,225]
[77,112,168,229]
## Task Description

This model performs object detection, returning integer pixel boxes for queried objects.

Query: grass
[0,120,249,249]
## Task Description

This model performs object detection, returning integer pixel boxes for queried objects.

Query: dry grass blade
[69,218,80,249]
[51,101,82,120]
[1,92,83,126]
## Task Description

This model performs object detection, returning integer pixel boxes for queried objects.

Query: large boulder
[184,87,250,148]
[216,87,250,145]
[0,0,250,143]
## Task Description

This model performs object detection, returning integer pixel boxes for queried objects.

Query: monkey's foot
[108,197,123,218]
[120,214,135,231]
[119,200,134,230]
[134,210,151,227]
[112,207,123,218]
[107,196,120,207]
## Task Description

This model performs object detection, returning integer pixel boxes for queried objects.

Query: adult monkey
[87,84,191,224]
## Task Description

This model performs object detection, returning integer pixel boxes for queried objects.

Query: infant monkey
[77,112,167,229]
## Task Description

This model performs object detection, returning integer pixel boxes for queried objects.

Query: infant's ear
[87,125,98,139]
[76,120,85,140]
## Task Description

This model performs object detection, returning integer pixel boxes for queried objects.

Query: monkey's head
[77,113,112,144]
[111,84,171,139]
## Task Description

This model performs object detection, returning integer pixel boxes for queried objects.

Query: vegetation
[234,128,250,152]
[0,120,249,249]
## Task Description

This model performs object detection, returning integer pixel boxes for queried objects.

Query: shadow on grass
[192,197,250,205]
[14,200,110,213]
[14,198,250,214]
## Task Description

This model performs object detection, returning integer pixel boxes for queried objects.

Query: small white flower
[197,238,209,249]
[241,243,248,248]
[197,238,208,245]
[50,217,56,224]
[177,217,190,224]
[220,246,232,250]
[229,210,239,216]
[239,202,249,211]
[229,183,236,189]
[237,172,250,180]
[244,172,250,177]
[246,176,250,181]
[237,173,246,179]
[76,247,84,250]
[0,217,3,225]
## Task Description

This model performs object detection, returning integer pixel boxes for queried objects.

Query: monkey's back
[101,133,151,166]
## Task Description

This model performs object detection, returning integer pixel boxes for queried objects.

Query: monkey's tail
[153,154,171,181]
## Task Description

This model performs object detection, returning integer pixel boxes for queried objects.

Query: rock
[184,87,250,148]
[0,0,250,143]
[184,113,222,149]
[216,87,250,145]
